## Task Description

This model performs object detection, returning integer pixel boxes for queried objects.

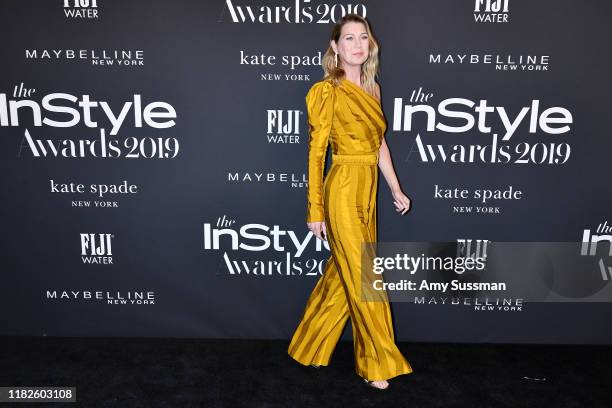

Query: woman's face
[332,21,369,67]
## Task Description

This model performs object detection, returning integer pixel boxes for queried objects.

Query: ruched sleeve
[305,81,335,223]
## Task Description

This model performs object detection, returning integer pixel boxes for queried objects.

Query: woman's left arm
[378,137,411,215]
[374,82,411,215]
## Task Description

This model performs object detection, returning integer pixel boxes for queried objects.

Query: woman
[287,14,414,390]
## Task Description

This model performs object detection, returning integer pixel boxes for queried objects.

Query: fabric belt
[332,153,378,166]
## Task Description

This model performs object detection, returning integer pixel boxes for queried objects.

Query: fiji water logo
[80,233,114,264]
[457,238,490,260]
[474,0,509,23]
[64,0,99,19]
[266,109,302,144]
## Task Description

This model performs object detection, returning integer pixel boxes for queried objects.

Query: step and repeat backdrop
[1,0,611,344]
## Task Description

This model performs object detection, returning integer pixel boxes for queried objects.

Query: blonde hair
[320,14,380,98]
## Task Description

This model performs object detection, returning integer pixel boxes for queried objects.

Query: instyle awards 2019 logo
[202,215,328,277]
[581,221,612,281]
[2,82,179,159]
[393,86,573,166]
[219,0,367,23]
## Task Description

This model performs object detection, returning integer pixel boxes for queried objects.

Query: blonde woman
[288,14,413,390]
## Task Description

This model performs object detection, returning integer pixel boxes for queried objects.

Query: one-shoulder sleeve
[305,81,335,223]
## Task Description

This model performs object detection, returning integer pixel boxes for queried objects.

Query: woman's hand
[307,221,327,241]
[392,190,411,215]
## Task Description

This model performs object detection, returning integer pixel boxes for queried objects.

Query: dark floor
[1,336,611,407]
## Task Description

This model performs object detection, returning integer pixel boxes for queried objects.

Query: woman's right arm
[305,81,334,225]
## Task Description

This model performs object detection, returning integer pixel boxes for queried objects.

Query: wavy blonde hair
[320,14,380,98]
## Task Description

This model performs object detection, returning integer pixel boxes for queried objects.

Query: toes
[364,379,389,389]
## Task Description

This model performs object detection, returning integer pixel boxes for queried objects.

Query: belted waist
[332,153,378,165]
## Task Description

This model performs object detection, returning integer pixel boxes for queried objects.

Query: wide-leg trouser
[288,153,413,381]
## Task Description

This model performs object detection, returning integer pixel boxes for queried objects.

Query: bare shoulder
[374,82,381,102]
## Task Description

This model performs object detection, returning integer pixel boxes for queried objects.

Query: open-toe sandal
[363,379,389,390]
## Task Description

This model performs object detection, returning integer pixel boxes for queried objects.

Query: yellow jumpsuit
[288,78,413,381]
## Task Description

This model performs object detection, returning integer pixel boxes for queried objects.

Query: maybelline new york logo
[394,86,573,165]
[25,49,144,67]
[428,54,549,72]
[203,215,328,276]
[46,290,155,306]
[227,171,307,186]
[2,82,179,159]
[219,0,367,23]
[450,238,523,313]
[581,221,612,281]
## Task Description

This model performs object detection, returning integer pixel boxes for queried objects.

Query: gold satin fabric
[288,78,413,381]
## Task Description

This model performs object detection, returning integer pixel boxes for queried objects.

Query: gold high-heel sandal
[363,379,389,390]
